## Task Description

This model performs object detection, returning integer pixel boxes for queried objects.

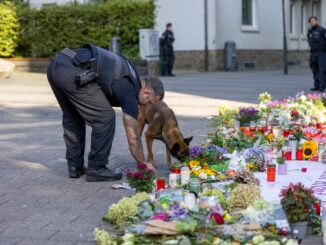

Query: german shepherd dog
[137,101,193,167]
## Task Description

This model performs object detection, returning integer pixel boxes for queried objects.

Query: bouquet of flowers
[280,183,318,223]
[242,148,267,172]
[126,163,156,193]
[237,107,260,126]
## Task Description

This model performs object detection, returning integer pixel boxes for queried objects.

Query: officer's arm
[123,112,145,163]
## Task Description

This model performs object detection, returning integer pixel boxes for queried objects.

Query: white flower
[285,239,299,245]
[252,235,265,244]
[122,233,135,245]
[198,172,208,180]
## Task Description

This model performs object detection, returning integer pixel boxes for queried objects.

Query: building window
[242,0,253,26]
[301,5,306,34]
[241,0,258,31]
[290,4,296,35]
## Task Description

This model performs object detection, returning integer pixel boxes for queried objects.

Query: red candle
[171,169,181,174]
[284,151,291,161]
[313,202,321,216]
[296,148,303,160]
[283,130,291,138]
[267,164,276,182]
[156,178,166,191]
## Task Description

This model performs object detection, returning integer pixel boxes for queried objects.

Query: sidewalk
[0,70,322,244]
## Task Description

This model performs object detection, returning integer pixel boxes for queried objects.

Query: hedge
[0,1,21,57]
[2,0,155,59]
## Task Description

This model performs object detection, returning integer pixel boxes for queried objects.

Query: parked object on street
[0,59,15,79]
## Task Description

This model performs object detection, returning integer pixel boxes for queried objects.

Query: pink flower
[137,163,147,169]
[126,171,133,178]
[281,188,287,195]
[145,176,151,181]
[133,171,143,179]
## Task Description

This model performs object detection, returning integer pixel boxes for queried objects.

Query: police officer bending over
[47,44,164,181]
[307,16,326,92]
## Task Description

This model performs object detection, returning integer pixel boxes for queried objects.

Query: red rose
[211,213,224,225]
[133,172,144,179]
[137,163,147,169]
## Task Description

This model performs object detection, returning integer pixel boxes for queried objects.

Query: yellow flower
[223,212,232,221]
[219,174,226,180]
[267,133,273,143]
[189,160,200,169]
[204,169,216,176]
[303,140,318,159]
[246,163,255,170]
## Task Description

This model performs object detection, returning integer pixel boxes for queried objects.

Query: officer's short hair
[308,16,318,23]
[141,76,165,100]
[166,23,172,28]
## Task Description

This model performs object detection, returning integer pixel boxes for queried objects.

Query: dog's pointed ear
[172,143,180,153]
[184,136,193,145]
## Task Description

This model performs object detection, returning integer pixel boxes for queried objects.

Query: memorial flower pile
[93,93,325,245]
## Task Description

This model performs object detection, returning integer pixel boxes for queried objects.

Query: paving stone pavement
[0,69,322,244]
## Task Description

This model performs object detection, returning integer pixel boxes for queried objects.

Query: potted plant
[236,107,260,127]
[277,156,287,175]
[126,163,156,193]
[280,183,317,240]
[170,162,185,174]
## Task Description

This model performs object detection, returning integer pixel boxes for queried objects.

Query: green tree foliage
[0,1,21,57]
[17,1,155,58]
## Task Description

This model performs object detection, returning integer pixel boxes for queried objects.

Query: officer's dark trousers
[310,52,326,89]
[161,48,175,76]
[47,55,115,169]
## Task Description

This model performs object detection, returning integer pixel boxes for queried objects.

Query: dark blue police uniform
[160,30,175,76]
[307,25,326,91]
[47,45,140,170]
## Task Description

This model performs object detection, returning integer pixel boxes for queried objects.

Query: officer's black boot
[86,167,122,182]
[68,165,86,178]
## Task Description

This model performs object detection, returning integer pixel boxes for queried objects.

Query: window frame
[289,3,296,36]
[241,0,259,32]
[300,4,307,36]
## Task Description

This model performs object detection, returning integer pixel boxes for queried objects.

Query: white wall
[216,0,283,50]
[155,0,217,51]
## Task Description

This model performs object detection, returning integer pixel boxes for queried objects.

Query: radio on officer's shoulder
[75,58,98,87]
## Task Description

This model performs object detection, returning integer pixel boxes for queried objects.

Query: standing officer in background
[307,16,326,92]
[47,44,164,182]
[160,22,175,76]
